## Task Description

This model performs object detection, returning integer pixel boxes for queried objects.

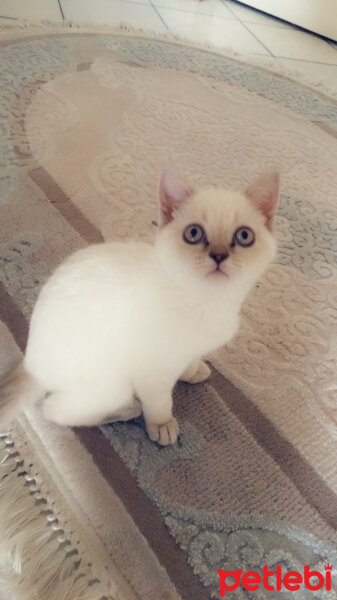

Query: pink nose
[210,252,228,265]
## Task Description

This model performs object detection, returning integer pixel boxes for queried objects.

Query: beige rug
[0,20,337,600]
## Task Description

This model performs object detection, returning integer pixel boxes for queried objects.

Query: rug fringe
[0,433,116,600]
[0,18,336,101]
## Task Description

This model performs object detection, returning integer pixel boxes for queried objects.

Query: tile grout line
[224,2,337,47]
[222,0,299,30]
[150,1,296,29]
[149,1,169,31]
[221,0,274,56]
[0,0,335,66]
[240,21,275,56]
[222,0,337,64]
[270,55,337,66]
[148,3,239,21]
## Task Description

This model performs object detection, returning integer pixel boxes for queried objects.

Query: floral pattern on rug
[103,417,337,599]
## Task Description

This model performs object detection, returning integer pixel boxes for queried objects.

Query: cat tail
[0,362,44,430]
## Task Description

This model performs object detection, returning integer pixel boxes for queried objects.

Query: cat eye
[233,227,255,247]
[183,224,205,244]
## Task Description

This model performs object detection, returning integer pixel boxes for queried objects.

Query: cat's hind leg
[42,385,135,427]
[179,358,211,384]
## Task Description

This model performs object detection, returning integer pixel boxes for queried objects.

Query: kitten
[0,169,279,445]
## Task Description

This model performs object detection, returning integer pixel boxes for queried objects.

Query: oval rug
[0,22,337,600]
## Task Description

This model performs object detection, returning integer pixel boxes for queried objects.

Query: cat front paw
[146,417,179,446]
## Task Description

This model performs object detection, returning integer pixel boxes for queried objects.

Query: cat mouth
[207,267,228,279]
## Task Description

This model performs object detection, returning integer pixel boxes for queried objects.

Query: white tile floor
[1,0,337,86]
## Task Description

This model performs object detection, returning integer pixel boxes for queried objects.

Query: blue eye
[183,224,205,244]
[234,227,255,247]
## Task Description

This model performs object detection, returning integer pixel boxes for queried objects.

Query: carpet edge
[0,431,118,600]
[0,18,336,101]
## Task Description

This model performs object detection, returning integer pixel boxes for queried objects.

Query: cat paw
[181,360,211,384]
[146,417,179,446]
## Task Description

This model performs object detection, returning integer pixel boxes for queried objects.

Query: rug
[0,20,337,600]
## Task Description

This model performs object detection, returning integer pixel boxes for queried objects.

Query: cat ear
[245,170,280,230]
[159,168,194,226]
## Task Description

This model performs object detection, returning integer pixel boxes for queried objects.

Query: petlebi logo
[218,563,333,596]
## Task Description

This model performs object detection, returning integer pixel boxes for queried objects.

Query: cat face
[156,169,279,292]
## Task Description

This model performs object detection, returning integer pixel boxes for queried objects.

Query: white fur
[23,178,277,444]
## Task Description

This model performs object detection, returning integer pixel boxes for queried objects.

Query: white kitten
[0,169,279,445]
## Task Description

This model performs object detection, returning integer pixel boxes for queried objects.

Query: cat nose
[210,252,228,265]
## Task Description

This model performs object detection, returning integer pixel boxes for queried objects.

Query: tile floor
[0,0,337,86]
